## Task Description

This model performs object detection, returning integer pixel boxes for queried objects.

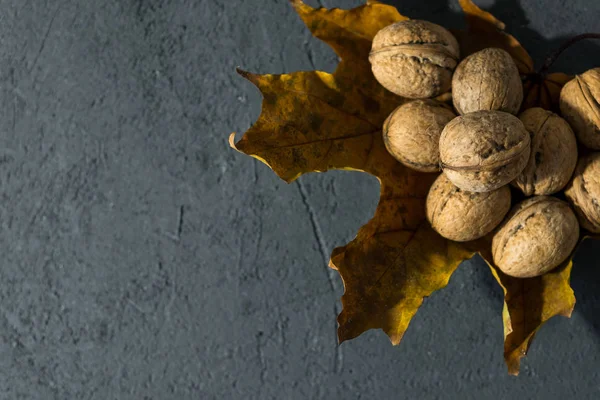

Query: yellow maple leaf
[230,0,586,375]
[231,0,474,349]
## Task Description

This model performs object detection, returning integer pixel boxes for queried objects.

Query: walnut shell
[426,173,511,241]
[564,153,600,233]
[512,108,578,196]
[492,196,579,278]
[383,100,456,172]
[452,48,523,115]
[560,68,600,149]
[439,110,531,192]
[369,20,460,99]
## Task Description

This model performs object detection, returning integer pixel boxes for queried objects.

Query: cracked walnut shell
[565,153,600,233]
[560,68,600,149]
[492,196,579,278]
[369,20,459,99]
[512,108,578,196]
[383,100,456,172]
[439,110,531,193]
[426,173,511,242]
[452,48,523,115]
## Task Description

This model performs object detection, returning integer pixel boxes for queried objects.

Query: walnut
[512,108,578,196]
[492,196,579,278]
[369,20,460,99]
[452,48,523,115]
[560,68,600,149]
[439,110,531,192]
[564,153,600,233]
[426,173,511,241]
[383,100,456,172]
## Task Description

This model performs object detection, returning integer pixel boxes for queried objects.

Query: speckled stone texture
[1,0,600,399]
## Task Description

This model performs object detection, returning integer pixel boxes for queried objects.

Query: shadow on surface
[382,0,600,338]
[384,0,600,73]
[571,238,600,342]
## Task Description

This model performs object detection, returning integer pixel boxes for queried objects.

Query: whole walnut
[512,108,578,196]
[439,110,531,192]
[452,48,523,115]
[383,100,456,172]
[564,153,600,233]
[369,20,460,99]
[492,196,579,278]
[426,173,511,242]
[560,68,600,149]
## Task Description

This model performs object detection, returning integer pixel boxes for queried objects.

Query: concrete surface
[1,0,599,398]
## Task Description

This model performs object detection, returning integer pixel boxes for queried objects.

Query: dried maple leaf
[475,238,576,375]
[230,0,586,375]
[491,261,575,375]
[230,0,474,347]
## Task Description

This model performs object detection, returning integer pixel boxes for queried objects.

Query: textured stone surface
[0,0,599,399]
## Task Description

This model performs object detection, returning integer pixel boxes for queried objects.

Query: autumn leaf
[334,222,473,344]
[489,261,575,375]
[231,0,475,348]
[475,239,575,375]
[230,0,581,376]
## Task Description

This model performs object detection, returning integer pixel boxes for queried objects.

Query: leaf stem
[538,33,600,76]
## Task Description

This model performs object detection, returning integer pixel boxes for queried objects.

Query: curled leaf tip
[387,333,402,346]
[228,133,239,150]
[235,68,262,87]
[562,307,574,318]
[235,67,249,77]
[328,259,338,271]
[458,0,506,30]
[289,0,309,12]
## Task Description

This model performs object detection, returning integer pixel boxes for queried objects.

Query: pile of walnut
[370,20,600,278]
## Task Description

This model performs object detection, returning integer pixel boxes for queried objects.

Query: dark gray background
[1,0,600,398]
